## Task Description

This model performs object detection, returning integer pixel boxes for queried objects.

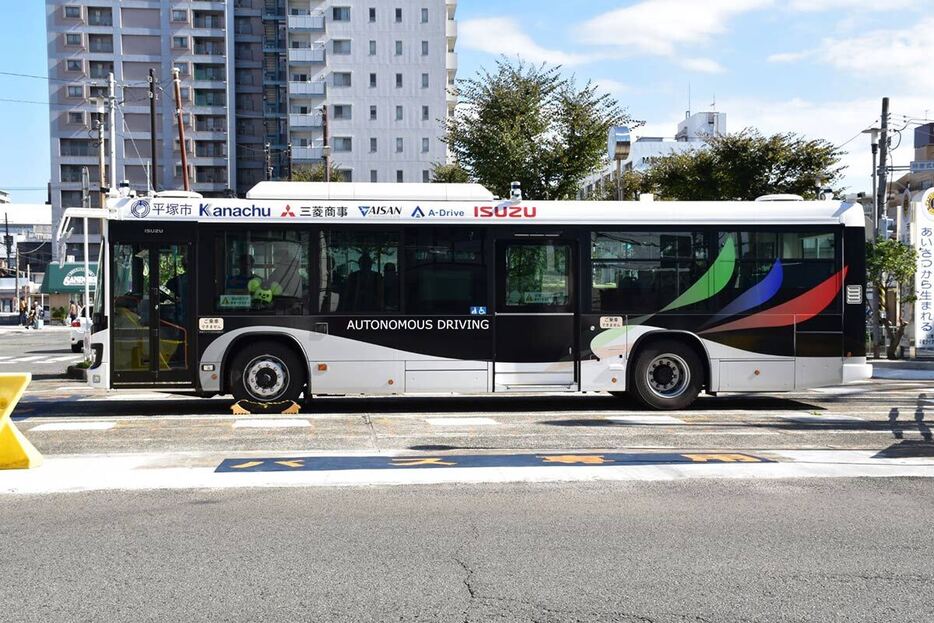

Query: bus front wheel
[630,340,702,410]
[229,341,306,403]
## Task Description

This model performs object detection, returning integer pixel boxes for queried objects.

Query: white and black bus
[60,182,870,409]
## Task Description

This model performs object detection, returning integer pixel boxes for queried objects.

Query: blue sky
[2,0,932,203]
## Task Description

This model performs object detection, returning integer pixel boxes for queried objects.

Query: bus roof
[73,183,867,228]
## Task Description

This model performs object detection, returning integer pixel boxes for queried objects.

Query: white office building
[579,111,727,198]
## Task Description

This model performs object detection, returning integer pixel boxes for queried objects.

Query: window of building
[421,73,429,88]
[67,85,83,98]
[64,6,81,18]
[333,39,351,54]
[332,6,350,21]
[214,230,309,315]
[394,40,402,56]
[421,40,429,56]
[60,138,93,156]
[176,63,191,77]
[333,72,352,87]
[65,33,82,46]
[422,170,430,183]
[88,7,112,26]
[368,40,376,55]
[396,170,403,183]
[60,165,85,182]
[67,111,84,124]
[421,137,429,153]
[61,190,83,207]
[395,105,403,121]
[88,34,113,53]
[421,105,429,121]
[369,72,376,88]
[395,8,402,22]
[319,231,400,313]
[368,7,376,22]
[172,36,189,49]
[333,137,352,152]
[171,9,187,22]
[369,137,378,152]
[89,61,114,79]
[395,73,402,88]
[405,229,485,314]
[332,104,351,119]
[395,137,403,153]
[421,8,429,23]
[66,59,82,72]
[369,105,377,120]
[370,170,378,183]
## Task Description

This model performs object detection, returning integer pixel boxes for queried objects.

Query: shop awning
[40,262,97,294]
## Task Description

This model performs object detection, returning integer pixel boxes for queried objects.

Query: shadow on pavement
[873,440,934,459]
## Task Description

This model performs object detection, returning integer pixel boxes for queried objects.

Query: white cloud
[459,17,593,66]
[576,0,773,57]
[767,50,811,63]
[593,78,630,96]
[769,17,934,89]
[679,57,725,73]
[786,0,915,11]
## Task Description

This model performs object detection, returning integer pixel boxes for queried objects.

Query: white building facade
[579,111,726,199]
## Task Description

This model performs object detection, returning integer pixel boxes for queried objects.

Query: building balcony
[288,46,325,63]
[289,113,322,127]
[288,13,325,30]
[292,146,323,160]
[289,80,325,96]
[446,19,457,40]
[446,51,458,71]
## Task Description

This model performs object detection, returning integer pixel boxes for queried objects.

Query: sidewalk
[0,325,71,333]
[870,359,934,380]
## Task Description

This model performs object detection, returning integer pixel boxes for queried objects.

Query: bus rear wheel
[229,341,306,403]
[630,340,702,410]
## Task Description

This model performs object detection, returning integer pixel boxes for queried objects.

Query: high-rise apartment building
[46,0,457,259]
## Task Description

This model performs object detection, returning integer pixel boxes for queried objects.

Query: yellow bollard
[0,373,43,469]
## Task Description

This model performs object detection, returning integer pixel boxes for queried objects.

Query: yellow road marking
[539,455,614,465]
[274,460,304,468]
[229,460,264,469]
[682,453,760,463]
[391,457,457,467]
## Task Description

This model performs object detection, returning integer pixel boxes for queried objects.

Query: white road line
[426,417,499,426]
[778,413,865,423]
[28,422,115,432]
[232,419,310,429]
[605,415,686,425]
[47,355,81,362]
[15,356,45,362]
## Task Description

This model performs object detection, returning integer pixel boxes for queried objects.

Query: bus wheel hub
[646,355,689,398]
[245,356,288,400]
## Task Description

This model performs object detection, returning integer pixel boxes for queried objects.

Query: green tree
[443,58,635,200]
[430,162,471,184]
[584,169,647,201]
[867,239,918,359]
[292,162,345,182]
[641,130,845,200]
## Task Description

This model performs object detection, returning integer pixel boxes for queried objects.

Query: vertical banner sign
[916,189,934,354]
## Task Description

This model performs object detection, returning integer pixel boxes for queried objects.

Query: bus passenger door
[494,239,577,390]
[111,241,194,385]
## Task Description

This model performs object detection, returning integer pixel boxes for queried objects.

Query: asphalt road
[3,478,933,623]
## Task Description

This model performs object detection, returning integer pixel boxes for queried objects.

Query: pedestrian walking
[69,300,78,323]
[18,298,27,326]
[26,304,36,329]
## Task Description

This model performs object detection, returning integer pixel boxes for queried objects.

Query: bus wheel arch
[223,334,309,402]
[627,331,710,410]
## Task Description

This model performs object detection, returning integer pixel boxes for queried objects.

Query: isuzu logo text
[473,205,537,218]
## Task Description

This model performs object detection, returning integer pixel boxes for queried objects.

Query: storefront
[40,262,97,319]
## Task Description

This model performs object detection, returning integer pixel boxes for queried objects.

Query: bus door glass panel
[112,243,151,373]
[495,240,576,387]
[157,244,190,371]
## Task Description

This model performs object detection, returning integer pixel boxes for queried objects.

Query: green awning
[41,262,98,294]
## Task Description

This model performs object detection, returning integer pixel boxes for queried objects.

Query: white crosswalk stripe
[0,354,82,365]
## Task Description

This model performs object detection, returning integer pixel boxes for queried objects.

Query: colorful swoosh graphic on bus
[700,266,848,334]
[659,235,736,313]
[704,258,783,327]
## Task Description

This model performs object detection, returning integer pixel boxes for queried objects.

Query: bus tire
[229,340,306,403]
[630,339,702,410]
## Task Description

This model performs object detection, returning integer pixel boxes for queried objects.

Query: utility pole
[321,104,330,183]
[872,97,889,359]
[3,212,11,275]
[286,142,292,181]
[108,72,117,192]
[96,97,107,209]
[148,68,158,192]
[264,142,271,180]
[172,67,190,191]
[81,168,91,313]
